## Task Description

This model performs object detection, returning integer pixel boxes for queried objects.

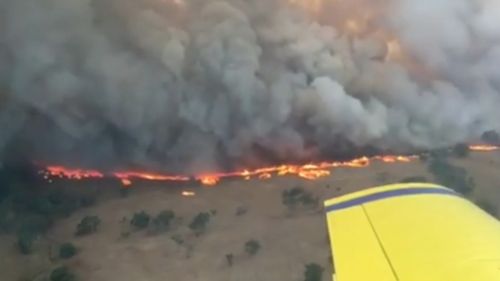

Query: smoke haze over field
[0,0,500,173]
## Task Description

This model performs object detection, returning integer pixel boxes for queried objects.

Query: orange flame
[113,171,190,183]
[40,154,415,186]
[198,176,219,186]
[43,166,104,180]
[468,145,500,152]
[39,145,498,187]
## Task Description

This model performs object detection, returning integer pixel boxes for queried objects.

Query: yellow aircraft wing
[324,183,500,281]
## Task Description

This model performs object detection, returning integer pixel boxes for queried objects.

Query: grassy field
[1,150,499,281]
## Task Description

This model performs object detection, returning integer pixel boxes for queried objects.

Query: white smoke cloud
[0,0,499,172]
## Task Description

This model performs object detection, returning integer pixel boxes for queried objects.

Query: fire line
[38,145,499,187]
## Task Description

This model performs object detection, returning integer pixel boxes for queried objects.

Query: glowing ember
[468,145,500,152]
[182,191,196,197]
[121,179,132,186]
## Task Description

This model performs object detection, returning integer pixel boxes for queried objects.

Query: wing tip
[324,182,448,208]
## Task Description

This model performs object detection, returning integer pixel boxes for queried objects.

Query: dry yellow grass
[1,151,499,281]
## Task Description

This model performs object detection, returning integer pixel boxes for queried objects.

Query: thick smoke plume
[0,0,499,173]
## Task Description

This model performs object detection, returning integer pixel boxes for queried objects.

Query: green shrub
[50,266,76,281]
[59,242,78,259]
[282,187,318,211]
[482,130,500,144]
[282,187,303,209]
[8,189,80,234]
[0,164,97,236]
[17,232,35,255]
[427,159,475,194]
[304,263,324,281]
[244,240,261,256]
[131,211,151,230]
[452,143,470,158]
[189,212,211,235]
[75,216,100,236]
[152,210,175,233]
[26,190,81,218]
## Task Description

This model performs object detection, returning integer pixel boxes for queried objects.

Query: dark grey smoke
[0,0,499,173]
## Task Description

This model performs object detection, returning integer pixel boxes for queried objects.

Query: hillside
[1,151,499,281]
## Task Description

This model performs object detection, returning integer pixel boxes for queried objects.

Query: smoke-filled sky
[0,0,499,173]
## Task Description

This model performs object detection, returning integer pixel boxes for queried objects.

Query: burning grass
[39,154,419,187]
[37,144,498,188]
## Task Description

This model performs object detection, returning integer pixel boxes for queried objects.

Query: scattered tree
[482,130,500,144]
[152,210,175,233]
[301,193,318,207]
[17,232,35,255]
[453,143,470,158]
[282,187,319,211]
[32,190,82,218]
[189,212,211,236]
[427,159,475,194]
[0,164,97,236]
[282,187,303,210]
[59,242,78,259]
[131,211,151,230]
[304,263,324,281]
[245,240,261,256]
[50,266,76,281]
[75,215,101,236]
